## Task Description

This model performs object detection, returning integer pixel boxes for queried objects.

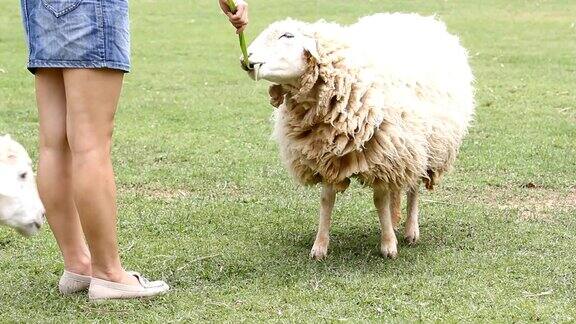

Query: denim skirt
[20,0,131,74]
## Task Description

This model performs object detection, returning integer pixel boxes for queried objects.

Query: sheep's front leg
[310,183,336,260]
[404,187,420,245]
[373,187,398,259]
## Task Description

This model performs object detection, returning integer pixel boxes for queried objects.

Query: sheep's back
[350,13,476,184]
[349,13,474,116]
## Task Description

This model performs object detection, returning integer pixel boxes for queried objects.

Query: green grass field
[1,0,575,322]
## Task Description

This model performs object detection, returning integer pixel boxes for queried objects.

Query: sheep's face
[0,135,44,237]
[242,19,318,84]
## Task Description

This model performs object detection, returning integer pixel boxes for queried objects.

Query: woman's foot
[59,254,92,295]
[91,268,142,286]
[88,271,169,301]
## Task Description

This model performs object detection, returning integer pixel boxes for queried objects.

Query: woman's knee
[67,128,113,161]
[39,126,69,153]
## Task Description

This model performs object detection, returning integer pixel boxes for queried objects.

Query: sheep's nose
[241,53,255,71]
[33,221,41,230]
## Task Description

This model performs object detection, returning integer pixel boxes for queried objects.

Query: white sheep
[243,13,475,259]
[0,134,45,236]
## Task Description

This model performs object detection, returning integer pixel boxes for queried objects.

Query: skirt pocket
[41,0,83,18]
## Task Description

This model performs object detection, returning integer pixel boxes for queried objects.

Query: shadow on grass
[163,216,468,290]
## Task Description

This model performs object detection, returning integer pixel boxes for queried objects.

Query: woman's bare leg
[63,68,137,285]
[35,69,91,275]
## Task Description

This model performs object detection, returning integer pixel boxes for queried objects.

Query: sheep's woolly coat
[270,14,475,192]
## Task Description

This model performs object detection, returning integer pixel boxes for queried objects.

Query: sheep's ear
[302,37,319,61]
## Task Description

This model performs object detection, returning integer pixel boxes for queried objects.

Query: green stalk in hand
[226,0,250,66]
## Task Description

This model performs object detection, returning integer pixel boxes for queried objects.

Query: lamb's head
[241,19,318,84]
[0,135,44,236]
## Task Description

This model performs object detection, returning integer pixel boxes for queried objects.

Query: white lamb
[0,135,45,236]
[242,13,475,259]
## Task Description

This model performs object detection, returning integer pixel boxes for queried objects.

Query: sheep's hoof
[404,233,420,246]
[404,224,420,246]
[309,243,329,260]
[380,241,398,259]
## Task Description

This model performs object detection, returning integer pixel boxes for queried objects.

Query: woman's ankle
[92,266,125,281]
[63,254,92,276]
[91,267,140,286]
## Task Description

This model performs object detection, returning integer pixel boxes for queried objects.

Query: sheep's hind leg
[373,186,398,259]
[310,183,336,260]
[404,187,420,245]
[390,189,402,230]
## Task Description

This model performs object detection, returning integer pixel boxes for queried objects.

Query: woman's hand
[219,0,249,34]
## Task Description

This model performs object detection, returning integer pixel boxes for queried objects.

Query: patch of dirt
[509,11,575,23]
[558,106,576,124]
[484,186,576,221]
[118,181,250,202]
[119,185,198,200]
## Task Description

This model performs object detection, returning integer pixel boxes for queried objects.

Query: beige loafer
[88,271,169,301]
[59,270,92,295]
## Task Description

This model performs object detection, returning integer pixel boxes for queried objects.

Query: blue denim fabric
[20,0,131,73]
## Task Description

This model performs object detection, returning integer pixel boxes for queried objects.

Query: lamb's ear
[302,36,319,61]
[0,135,12,148]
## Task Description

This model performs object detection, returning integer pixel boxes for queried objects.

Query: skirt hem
[27,60,130,74]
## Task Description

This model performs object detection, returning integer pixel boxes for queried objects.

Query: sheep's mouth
[253,63,264,81]
[243,62,264,81]
[16,222,41,237]
[240,60,251,72]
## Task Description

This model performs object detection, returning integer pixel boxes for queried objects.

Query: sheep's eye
[19,172,27,180]
[279,32,294,39]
